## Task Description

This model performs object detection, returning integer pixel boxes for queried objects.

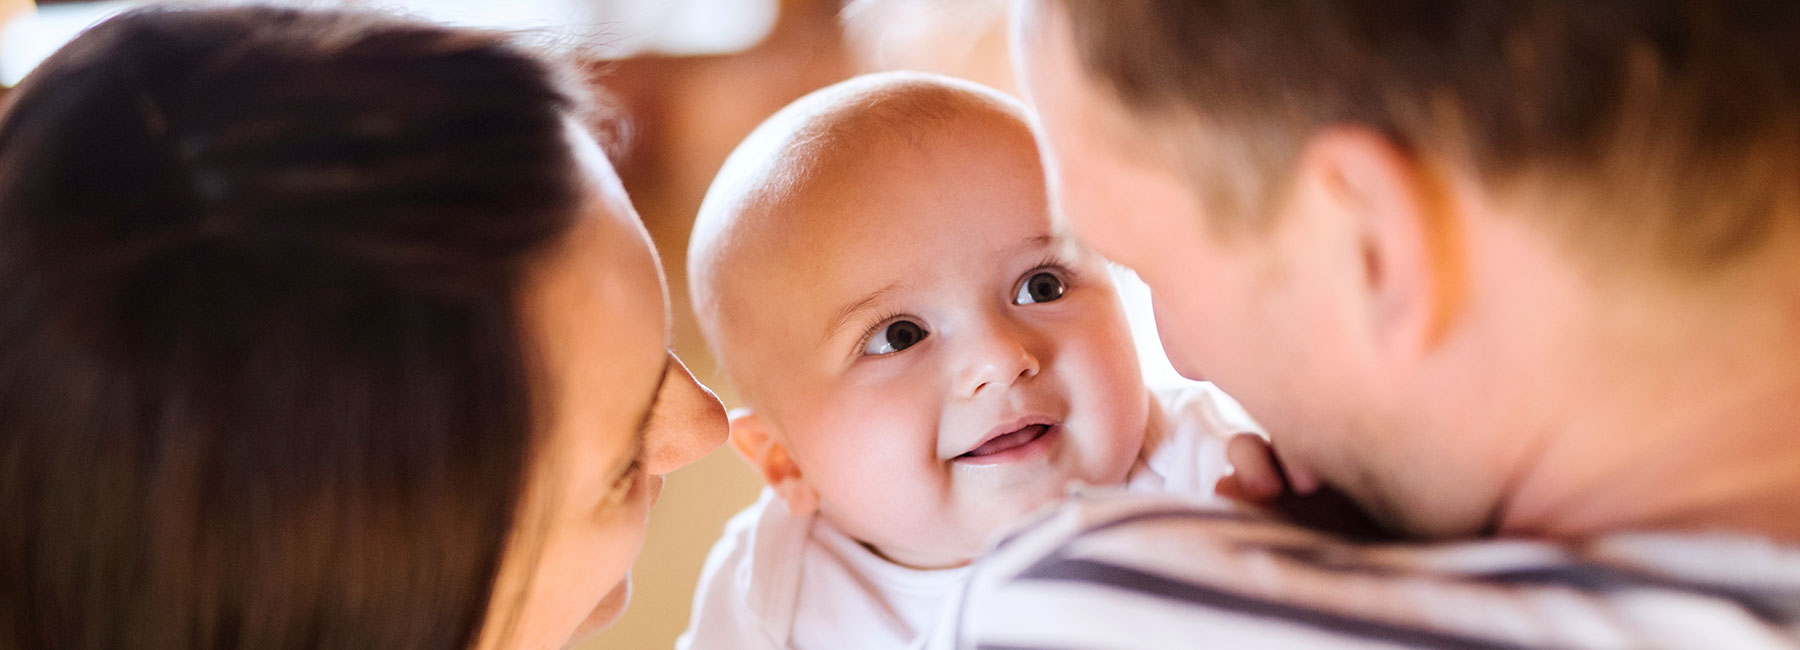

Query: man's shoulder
[945,493,1800,649]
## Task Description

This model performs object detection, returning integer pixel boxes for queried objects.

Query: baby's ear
[728,409,819,517]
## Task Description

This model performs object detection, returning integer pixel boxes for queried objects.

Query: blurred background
[1,1,1186,647]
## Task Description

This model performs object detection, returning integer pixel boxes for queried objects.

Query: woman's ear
[728,409,819,517]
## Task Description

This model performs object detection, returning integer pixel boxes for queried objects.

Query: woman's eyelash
[600,459,643,510]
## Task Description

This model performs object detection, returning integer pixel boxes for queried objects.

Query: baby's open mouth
[957,423,1053,460]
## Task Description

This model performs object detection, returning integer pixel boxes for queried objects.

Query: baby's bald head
[688,72,1038,402]
[685,73,1149,568]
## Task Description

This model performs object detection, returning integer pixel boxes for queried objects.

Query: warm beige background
[0,0,27,26]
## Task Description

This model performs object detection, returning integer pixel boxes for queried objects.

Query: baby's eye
[863,319,929,355]
[1014,271,1066,305]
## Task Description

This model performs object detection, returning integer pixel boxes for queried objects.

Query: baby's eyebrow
[1025,233,1086,264]
[825,281,901,343]
[1021,233,1060,254]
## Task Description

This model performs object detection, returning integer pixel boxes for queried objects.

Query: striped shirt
[931,493,1800,649]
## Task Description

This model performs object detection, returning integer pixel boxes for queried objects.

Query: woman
[0,6,725,649]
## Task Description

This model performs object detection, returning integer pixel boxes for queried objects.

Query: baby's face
[727,122,1147,567]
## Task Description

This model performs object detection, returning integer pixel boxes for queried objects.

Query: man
[937,2,1800,647]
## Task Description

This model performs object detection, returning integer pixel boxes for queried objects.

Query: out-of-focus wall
[0,0,28,29]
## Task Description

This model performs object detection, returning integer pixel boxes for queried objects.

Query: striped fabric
[939,493,1800,649]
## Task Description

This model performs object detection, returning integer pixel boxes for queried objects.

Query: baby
[679,72,1259,649]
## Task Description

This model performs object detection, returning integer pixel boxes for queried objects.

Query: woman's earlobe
[728,410,819,516]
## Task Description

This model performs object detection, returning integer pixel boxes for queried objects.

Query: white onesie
[677,382,1258,650]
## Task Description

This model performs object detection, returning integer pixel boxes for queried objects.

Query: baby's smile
[953,418,1060,465]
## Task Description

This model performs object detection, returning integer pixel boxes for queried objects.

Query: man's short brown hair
[1049,1,1800,268]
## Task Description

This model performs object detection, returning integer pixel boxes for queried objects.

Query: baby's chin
[859,535,982,570]
[860,484,1080,568]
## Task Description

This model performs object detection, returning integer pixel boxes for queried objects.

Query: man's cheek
[1149,296,1209,381]
[1162,339,1208,382]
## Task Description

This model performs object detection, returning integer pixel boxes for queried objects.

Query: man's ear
[1301,127,1466,355]
[728,409,819,517]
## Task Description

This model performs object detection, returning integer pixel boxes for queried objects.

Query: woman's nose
[640,354,729,476]
[955,317,1042,399]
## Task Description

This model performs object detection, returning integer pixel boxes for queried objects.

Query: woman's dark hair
[0,6,592,649]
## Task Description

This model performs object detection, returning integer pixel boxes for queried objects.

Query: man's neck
[1495,251,1800,542]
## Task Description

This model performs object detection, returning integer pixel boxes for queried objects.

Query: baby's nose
[955,324,1041,398]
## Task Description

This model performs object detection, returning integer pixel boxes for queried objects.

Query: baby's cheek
[815,431,947,518]
[1063,341,1151,478]
[1069,324,1147,413]
[844,462,985,564]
